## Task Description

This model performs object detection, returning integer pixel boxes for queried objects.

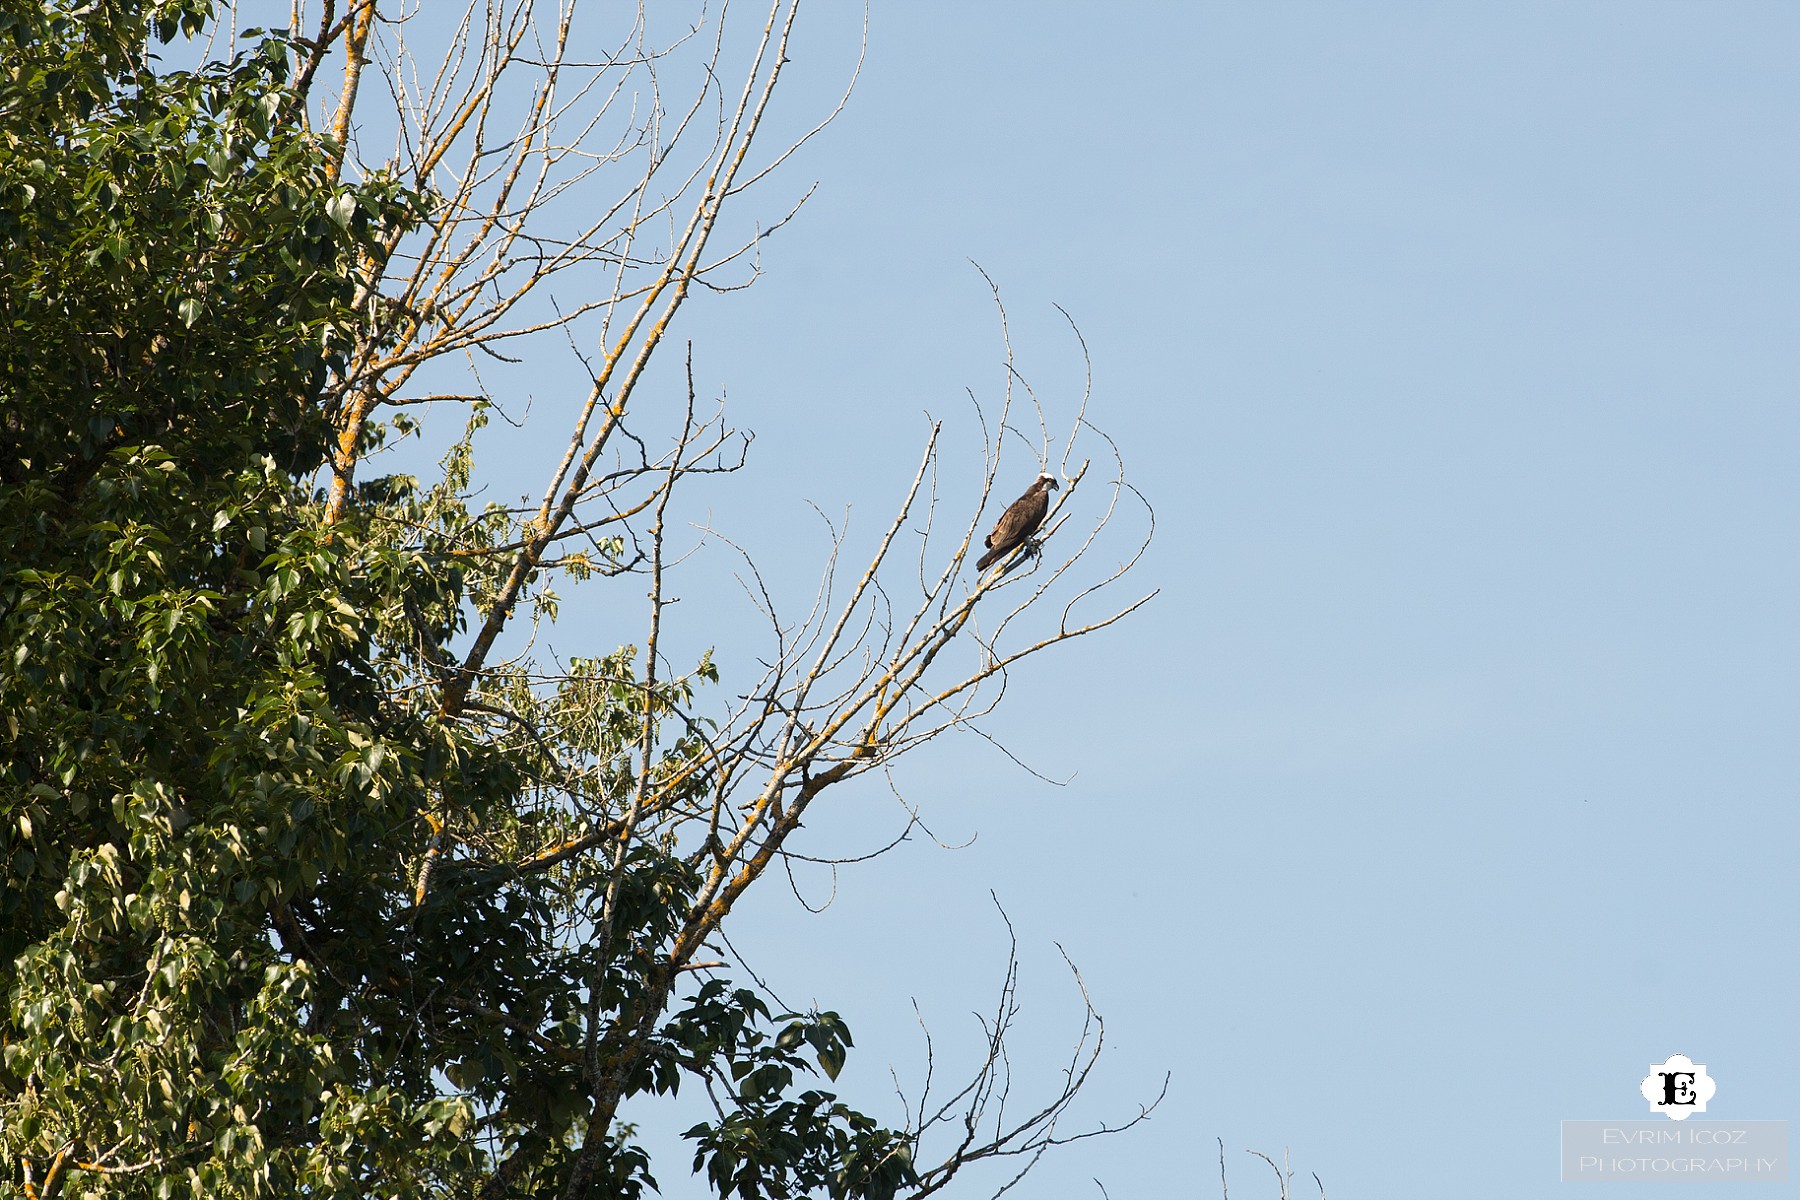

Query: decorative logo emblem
[1640,1053,1716,1120]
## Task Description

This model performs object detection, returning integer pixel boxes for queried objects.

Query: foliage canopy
[1,2,1151,1197]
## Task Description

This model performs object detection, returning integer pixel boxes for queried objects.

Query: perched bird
[976,473,1059,571]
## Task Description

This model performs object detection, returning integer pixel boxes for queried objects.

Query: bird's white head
[1038,472,1059,490]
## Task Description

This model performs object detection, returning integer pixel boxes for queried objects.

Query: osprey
[976,473,1059,571]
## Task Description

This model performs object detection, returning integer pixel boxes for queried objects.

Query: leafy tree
[0,1,1153,1196]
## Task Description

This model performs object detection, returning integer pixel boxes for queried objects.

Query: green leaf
[816,1042,845,1082]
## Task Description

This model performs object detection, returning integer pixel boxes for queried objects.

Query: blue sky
[426,2,1799,1195]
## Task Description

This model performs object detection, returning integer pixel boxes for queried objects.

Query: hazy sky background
[405,3,1799,1195]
